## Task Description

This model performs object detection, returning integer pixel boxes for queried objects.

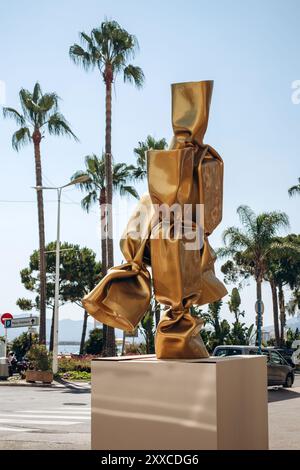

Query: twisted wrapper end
[82,261,151,332]
[155,307,209,359]
[170,80,214,149]
[82,194,154,332]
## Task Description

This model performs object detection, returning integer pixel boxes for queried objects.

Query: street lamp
[33,175,90,373]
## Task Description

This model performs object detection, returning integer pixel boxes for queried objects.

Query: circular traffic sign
[255,300,264,314]
[1,312,13,325]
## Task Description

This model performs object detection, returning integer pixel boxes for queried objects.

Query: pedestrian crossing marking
[0,426,36,432]
[21,409,90,414]
[0,418,81,425]
[0,406,91,433]
[0,414,90,420]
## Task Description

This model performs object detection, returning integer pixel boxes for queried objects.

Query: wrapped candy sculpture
[82,80,227,359]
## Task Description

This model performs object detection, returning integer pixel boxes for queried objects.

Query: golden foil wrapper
[83,80,227,359]
[82,195,154,332]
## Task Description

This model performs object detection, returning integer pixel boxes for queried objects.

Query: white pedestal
[91,355,268,450]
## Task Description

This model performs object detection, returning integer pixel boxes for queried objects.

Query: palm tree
[3,83,77,344]
[70,21,144,356]
[69,20,144,270]
[132,135,167,180]
[71,154,139,355]
[219,205,290,345]
[265,235,300,345]
[288,177,300,197]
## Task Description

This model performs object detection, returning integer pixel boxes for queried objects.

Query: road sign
[4,316,39,329]
[1,312,13,325]
[255,300,264,314]
[28,327,37,334]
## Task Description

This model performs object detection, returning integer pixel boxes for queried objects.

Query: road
[268,374,300,450]
[0,376,299,450]
[0,383,91,450]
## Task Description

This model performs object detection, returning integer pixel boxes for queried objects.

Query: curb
[0,380,64,388]
[0,378,91,389]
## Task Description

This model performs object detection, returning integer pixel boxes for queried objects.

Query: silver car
[212,345,295,388]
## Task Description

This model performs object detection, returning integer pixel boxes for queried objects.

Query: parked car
[271,348,295,368]
[212,345,295,387]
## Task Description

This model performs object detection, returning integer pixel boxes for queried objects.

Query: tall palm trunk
[99,188,107,277]
[256,279,262,345]
[104,64,115,356]
[121,331,126,356]
[278,283,286,347]
[269,279,280,346]
[33,129,46,344]
[49,304,55,352]
[80,310,88,355]
[99,188,108,350]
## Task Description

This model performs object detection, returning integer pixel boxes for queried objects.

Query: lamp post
[33,175,89,373]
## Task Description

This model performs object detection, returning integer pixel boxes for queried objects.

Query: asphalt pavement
[0,376,299,450]
[268,374,300,450]
[0,382,91,450]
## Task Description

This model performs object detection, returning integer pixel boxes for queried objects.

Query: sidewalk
[0,377,90,389]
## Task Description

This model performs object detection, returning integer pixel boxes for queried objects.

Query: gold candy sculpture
[82,80,227,359]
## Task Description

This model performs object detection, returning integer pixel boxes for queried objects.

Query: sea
[57,343,123,355]
[58,344,80,355]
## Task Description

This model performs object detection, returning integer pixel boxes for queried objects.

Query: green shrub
[58,355,91,373]
[59,370,91,381]
[27,344,52,371]
[84,328,103,355]
[11,332,39,360]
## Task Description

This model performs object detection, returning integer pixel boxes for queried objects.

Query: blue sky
[0,0,300,336]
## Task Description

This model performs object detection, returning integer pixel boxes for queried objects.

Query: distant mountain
[264,316,300,333]
[5,318,99,343]
[3,315,145,344]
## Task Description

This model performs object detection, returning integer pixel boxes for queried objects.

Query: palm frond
[32,82,42,103]
[258,211,290,240]
[38,92,60,113]
[131,166,146,181]
[12,127,31,151]
[118,185,139,199]
[222,226,252,250]
[81,190,98,212]
[46,112,78,140]
[123,64,145,88]
[133,136,167,178]
[288,178,300,197]
[19,88,36,123]
[237,205,256,233]
[2,107,26,126]
[71,170,93,192]
[69,44,94,70]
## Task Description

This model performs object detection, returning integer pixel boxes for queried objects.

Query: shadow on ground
[268,387,300,403]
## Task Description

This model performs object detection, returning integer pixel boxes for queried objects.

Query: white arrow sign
[4,316,39,329]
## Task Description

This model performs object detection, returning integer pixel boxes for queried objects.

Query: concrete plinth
[91,355,268,450]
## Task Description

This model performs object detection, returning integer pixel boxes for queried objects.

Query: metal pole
[4,327,7,357]
[52,188,61,374]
